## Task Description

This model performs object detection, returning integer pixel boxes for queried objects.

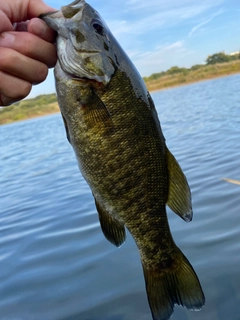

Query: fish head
[40,0,118,85]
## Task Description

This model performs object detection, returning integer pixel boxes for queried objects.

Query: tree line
[144,51,240,82]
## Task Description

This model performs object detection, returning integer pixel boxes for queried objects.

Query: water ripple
[1,75,240,319]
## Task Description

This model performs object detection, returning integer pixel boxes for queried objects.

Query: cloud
[125,0,224,13]
[107,20,130,36]
[156,41,185,51]
[103,1,227,76]
[106,1,225,42]
[47,0,226,39]
[108,15,164,39]
[188,10,225,37]
[129,41,195,76]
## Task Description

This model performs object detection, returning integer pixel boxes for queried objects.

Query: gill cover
[41,0,118,84]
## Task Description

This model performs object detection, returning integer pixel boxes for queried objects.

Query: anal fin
[166,148,192,222]
[94,196,126,247]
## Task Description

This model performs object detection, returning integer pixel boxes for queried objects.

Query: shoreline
[1,70,240,126]
[0,110,60,127]
[0,101,59,126]
[148,70,240,94]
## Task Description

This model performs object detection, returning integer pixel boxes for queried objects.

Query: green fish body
[41,1,205,319]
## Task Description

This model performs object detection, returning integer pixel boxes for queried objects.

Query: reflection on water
[1,74,240,320]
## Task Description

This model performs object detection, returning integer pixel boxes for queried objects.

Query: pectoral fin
[94,197,126,247]
[166,148,192,222]
[85,89,114,133]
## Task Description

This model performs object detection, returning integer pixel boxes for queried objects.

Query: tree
[206,52,230,65]
[167,66,188,75]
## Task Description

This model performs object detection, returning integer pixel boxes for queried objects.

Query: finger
[28,0,56,19]
[0,71,32,106]
[0,31,57,68]
[0,47,49,84]
[7,0,56,22]
[0,11,14,33]
[28,18,56,43]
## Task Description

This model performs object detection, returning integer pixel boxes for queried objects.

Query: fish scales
[57,68,167,222]
[41,1,205,319]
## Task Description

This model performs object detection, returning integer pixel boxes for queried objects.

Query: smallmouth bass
[41,1,205,319]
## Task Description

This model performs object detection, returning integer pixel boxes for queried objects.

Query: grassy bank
[0,94,58,125]
[1,59,240,125]
[144,60,240,91]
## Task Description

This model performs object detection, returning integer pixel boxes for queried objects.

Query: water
[0,74,240,320]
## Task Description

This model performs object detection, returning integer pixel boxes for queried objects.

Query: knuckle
[23,35,36,57]
[20,82,32,98]
[34,64,49,84]
[45,45,58,68]
[0,81,32,106]
[11,82,32,101]
[0,48,14,68]
[48,56,57,69]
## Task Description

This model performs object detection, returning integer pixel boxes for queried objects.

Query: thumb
[3,0,56,23]
[27,0,56,18]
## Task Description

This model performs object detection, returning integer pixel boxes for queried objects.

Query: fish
[40,1,205,319]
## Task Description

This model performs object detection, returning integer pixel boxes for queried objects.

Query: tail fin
[142,247,205,320]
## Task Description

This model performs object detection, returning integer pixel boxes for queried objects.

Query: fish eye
[92,19,104,35]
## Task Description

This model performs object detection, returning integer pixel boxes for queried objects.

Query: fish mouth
[39,11,59,20]
[57,35,100,55]
[76,50,99,53]
[64,70,105,86]
[56,54,104,84]
[39,11,62,31]
[56,63,104,88]
[40,10,68,36]
[75,50,101,55]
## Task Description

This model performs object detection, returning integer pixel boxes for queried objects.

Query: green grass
[144,60,240,92]
[0,94,58,125]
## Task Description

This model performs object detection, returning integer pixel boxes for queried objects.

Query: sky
[29,0,240,98]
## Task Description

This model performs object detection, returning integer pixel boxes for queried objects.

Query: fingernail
[0,32,15,45]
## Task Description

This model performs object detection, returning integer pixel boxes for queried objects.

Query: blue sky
[29,0,240,98]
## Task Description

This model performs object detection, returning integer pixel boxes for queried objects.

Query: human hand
[0,0,57,106]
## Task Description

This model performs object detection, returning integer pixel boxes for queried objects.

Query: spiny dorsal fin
[94,196,126,247]
[166,148,192,222]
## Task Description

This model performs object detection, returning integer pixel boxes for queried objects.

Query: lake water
[1,74,240,320]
